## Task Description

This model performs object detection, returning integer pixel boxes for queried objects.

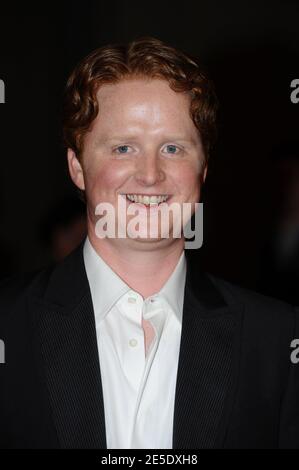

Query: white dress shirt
[83,237,186,449]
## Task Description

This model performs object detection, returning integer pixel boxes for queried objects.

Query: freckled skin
[67,78,207,295]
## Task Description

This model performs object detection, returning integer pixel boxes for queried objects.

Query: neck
[87,230,185,299]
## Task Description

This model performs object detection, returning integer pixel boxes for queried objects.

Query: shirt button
[129,338,138,347]
[128,297,136,304]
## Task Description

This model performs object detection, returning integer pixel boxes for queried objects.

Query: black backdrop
[0,1,298,302]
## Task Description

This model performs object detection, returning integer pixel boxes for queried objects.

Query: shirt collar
[83,237,186,324]
[83,237,130,322]
[155,249,186,324]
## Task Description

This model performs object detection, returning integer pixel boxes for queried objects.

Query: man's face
[68,78,207,249]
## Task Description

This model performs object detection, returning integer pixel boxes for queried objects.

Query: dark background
[0,1,298,303]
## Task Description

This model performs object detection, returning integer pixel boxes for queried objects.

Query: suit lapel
[30,242,242,449]
[172,253,243,449]
[31,243,107,449]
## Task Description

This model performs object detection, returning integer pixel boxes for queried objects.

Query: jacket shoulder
[0,266,53,322]
[207,273,296,329]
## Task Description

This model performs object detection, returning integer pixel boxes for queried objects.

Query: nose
[134,153,166,186]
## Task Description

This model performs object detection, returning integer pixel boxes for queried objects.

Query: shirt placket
[117,291,146,393]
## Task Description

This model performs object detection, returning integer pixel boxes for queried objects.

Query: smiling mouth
[121,194,171,207]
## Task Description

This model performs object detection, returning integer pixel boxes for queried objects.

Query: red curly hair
[62,36,218,161]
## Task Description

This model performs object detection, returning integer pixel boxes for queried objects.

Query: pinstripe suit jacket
[0,242,299,448]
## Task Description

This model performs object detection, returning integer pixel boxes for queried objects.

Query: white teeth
[139,195,147,204]
[125,194,169,205]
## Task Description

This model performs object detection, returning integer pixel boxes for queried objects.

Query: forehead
[96,78,190,103]
[93,78,194,134]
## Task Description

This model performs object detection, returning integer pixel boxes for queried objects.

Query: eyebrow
[96,135,198,145]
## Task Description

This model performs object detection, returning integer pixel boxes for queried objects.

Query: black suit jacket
[0,242,298,449]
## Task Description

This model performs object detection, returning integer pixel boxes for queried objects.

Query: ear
[199,161,208,185]
[203,162,208,183]
[67,148,85,190]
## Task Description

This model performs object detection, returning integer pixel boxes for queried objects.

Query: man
[0,37,298,449]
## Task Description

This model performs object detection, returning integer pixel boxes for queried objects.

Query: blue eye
[166,145,178,154]
[116,145,129,154]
